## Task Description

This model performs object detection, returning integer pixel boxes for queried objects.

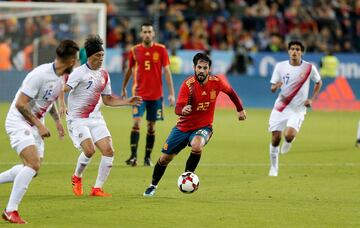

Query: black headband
[85,44,104,58]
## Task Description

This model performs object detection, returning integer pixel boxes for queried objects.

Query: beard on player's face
[63,66,74,74]
[143,37,152,45]
[195,71,208,83]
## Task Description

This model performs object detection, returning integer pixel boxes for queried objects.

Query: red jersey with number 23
[175,75,244,132]
[129,43,170,100]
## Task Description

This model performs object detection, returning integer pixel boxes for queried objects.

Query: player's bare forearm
[16,93,51,138]
[305,80,323,107]
[102,95,142,107]
[121,67,132,97]
[50,105,65,139]
[164,67,175,95]
[271,82,283,93]
[15,93,41,127]
[49,105,60,123]
[164,66,175,106]
[16,105,40,126]
[58,88,67,117]
[311,80,323,100]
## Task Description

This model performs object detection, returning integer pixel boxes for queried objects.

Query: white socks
[357,120,360,140]
[74,152,92,177]
[270,144,279,168]
[6,166,36,212]
[94,156,113,188]
[280,140,292,154]
[269,144,279,176]
[74,153,113,188]
[0,164,24,184]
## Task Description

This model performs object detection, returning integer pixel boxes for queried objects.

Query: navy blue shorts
[161,126,213,155]
[132,98,163,121]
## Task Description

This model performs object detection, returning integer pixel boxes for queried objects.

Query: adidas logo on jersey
[202,91,207,96]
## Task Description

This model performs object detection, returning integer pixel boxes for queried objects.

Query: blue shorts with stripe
[132,97,163,121]
[161,126,213,155]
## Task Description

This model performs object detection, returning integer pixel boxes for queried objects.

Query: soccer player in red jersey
[143,53,247,196]
[121,22,175,167]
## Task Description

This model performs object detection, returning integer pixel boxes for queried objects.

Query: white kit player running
[63,35,142,197]
[0,40,79,224]
[268,41,323,177]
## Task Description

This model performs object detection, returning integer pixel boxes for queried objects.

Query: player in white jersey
[62,35,142,197]
[268,41,323,177]
[0,40,79,224]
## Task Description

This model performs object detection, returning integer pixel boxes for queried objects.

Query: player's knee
[284,134,295,142]
[190,138,205,152]
[132,125,140,132]
[159,154,172,166]
[191,144,203,154]
[102,147,114,157]
[28,160,41,172]
[272,137,281,147]
[83,148,96,157]
[147,122,155,133]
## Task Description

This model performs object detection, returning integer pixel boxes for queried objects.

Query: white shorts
[67,117,111,150]
[5,118,44,158]
[268,109,305,132]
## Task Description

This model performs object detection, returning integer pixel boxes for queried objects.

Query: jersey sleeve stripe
[19,91,35,99]
[66,84,73,89]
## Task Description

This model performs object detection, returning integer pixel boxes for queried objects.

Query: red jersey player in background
[121,22,175,167]
[143,52,247,196]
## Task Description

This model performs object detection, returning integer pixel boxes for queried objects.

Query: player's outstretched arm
[102,94,142,107]
[121,67,132,98]
[305,80,323,107]
[164,66,175,106]
[49,105,65,140]
[58,87,67,118]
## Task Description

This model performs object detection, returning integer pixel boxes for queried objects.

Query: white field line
[0,162,358,167]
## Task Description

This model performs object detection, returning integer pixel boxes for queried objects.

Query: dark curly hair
[193,52,212,67]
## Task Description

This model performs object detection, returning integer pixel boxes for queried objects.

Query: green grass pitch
[0,103,360,227]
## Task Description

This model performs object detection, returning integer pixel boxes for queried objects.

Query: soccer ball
[177,172,200,193]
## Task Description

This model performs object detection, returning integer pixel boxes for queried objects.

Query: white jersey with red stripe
[270,60,321,114]
[66,64,112,120]
[6,63,63,123]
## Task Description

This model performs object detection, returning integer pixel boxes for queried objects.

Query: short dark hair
[141,22,153,31]
[84,34,104,57]
[141,22,153,28]
[56,40,79,60]
[193,52,212,67]
[288,41,305,52]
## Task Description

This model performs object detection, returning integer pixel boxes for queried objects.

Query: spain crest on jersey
[153,52,159,62]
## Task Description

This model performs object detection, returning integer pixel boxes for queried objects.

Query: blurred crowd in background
[107,0,360,53]
[0,0,359,71]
